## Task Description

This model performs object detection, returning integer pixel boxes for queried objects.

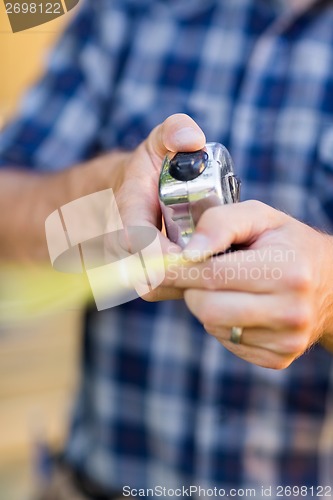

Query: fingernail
[174,127,205,147]
[182,234,210,262]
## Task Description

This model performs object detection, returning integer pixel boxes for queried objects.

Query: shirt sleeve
[0,0,128,171]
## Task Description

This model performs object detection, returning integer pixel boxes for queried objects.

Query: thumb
[144,113,206,166]
[115,114,205,253]
[182,200,289,262]
[118,113,205,227]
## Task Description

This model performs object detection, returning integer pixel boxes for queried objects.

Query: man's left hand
[167,200,333,369]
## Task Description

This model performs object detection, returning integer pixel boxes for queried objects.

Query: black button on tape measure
[168,150,208,181]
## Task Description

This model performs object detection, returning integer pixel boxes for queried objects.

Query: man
[1,0,333,497]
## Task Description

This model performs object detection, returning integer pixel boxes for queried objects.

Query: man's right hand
[0,113,206,300]
[110,113,206,300]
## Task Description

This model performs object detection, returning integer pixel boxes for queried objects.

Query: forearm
[0,151,128,261]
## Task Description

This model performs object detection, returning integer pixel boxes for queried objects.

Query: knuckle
[142,291,158,303]
[237,302,257,325]
[198,207,219,227]
[242,200,275,219]
[141,287,166,302]
[196,297,221,325]
[269,356,293,371]
[237,200,289,235]
[184,290,211,324]
[254,353,292,370]
[202,267,218,290]
[243,199,265,212]
[199,303,216,324]
[285,263,312,292]
[280,299,313,331]
[279,332,309,355]
[204,323,219,336]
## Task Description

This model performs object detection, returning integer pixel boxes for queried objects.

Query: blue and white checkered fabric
[2,0,333,495]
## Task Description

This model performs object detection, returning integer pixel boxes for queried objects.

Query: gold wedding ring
[230,326,243,345]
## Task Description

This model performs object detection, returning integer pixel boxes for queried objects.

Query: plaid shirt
[2,0,333,496]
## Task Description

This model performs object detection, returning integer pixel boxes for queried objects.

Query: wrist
[0,151,131,261]
[65,150,131,200]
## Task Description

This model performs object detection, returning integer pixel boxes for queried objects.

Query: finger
[104,223,183,303]
[204,325,308,356]
[141,286,184,302]
[166,248,295,293]
[184,289,310,331]
[118,114,205,229]
[182,200,289,262]
[213,339,295,370]
[144,113,206,167]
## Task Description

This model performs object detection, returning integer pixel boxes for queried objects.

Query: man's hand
[166,200,333,369]
[0,113,205,301]
[109,113,205,301]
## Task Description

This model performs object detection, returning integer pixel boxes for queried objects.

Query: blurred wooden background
[0,4,81,499]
